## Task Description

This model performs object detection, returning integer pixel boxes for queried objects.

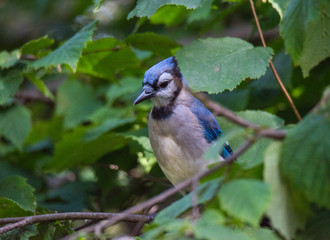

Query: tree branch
[61,139,255,240]
[0,212,152,234]
[195,93,287,140]
[249,0,302,121]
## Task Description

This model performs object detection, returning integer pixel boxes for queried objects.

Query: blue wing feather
[190,98,233,159]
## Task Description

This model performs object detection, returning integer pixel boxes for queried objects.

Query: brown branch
[61,139,255,240]
[195,93,287,140]
[0,212,152,234]
[249,0,302,121]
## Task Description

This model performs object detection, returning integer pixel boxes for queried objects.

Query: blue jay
[134,56,233,185]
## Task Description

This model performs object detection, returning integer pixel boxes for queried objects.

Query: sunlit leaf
[128,0,206,19]
[264,142,309,240]
[125,32,181,57]
[0,49,21,69]
[24,72,54,100]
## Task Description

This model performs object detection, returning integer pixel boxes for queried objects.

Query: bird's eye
[160,81,169,88]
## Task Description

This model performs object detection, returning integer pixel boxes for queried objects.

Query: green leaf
[264,142,308,240]
[24,72,54,100]
[21,35,54,55]
[0,225,38,240]
[125,32,181,57]
[0,70,23,105]
[176,37,273,93]
[0,175,36,212]
[187,0,213,23]
[251,51,292,90]
[150,5,188,27]
[280,0,330,77]
[0,49,21,69]
[128,0,205,19]
[77,38,139,81]
[267,0,289,18]
[0,105,32,149]
[44,127,126,172]
[218,179,272,226]
[93,0,104,11]
[56,80,102,129]
[106,76,140,105]
[0,198,32,217]
[30,21,97,71]
[198,209,226,226]
[155,178,221,223]
[244,228,281,240]
[216,110,284,169]
[281,95,330,208]
[195,224,252,240]
[83,117,136,141]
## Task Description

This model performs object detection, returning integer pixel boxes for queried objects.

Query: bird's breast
[148,105,212,185]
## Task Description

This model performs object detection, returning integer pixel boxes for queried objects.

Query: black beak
[133,89,154,105]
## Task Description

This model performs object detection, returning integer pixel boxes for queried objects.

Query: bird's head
[133,56,184,107]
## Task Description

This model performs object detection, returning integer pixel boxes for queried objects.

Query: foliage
[0,0,329,239]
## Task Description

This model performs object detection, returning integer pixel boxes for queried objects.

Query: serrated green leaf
[30,21,97,71]
[24,72,54,100]
[128,0,205,19]
[216,110,284,169]
[176,37,273,93]
[218,179,272,226]
[0,49,21,69]
[281,95,330,208]
[280,0,330,77]
[0,105,32,149]
[21,35,54,55]
[0,225,38,240]
[0,175,36,212]
[125,32,181,57]
[56,80,102,129]
[264,142,308,240]
[44,127,126,172]
[155,178,221,223]
[0,198,32,218]
[0,69,23,105]
[77,38,139,81]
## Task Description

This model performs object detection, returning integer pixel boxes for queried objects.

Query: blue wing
[190,98,233,159]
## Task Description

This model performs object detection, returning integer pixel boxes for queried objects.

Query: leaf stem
[249,0,302,121]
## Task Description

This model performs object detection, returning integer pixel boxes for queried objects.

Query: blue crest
[143,57,177,86]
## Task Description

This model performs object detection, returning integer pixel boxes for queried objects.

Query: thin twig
[60,139,255,240]
[0,213,151,234]
[249,0,302,121]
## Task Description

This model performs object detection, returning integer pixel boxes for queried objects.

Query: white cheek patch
[158,72,172,83]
